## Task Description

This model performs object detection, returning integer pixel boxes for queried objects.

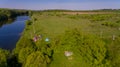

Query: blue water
[0,16,29,50]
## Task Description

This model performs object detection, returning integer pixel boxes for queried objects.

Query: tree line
[0,8,28,22]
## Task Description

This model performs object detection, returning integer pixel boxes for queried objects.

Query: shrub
[26,20,32,25]
[101,22,118,27]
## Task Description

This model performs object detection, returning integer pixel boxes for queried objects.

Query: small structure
[64,51,73,57]
[45,38,49,42]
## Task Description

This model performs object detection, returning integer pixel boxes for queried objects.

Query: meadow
[1,10,120,67]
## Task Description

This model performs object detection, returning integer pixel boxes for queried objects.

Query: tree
[14,37,36,55]
[18,47,35,64]
[24,51,50,67]
[0,48,9,67]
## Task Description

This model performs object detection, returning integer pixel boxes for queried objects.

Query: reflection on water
[0,19,15,28]
[0,16,29,50]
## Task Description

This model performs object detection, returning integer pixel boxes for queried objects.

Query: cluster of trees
[51,29,111,67]
[12,28,119,67]
[13,27,120,67]
[13,34,52,67]
[1,28,120,67]
[0,8,28,22]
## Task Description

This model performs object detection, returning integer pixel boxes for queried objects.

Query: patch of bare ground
[62,12,114,15]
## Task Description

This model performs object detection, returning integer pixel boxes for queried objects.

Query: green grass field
[25,12,120,38]
[14,11,120,67]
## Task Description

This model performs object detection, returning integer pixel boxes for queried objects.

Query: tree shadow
[7,55,22,67]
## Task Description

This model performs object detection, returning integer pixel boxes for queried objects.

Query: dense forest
[0,9,120,67]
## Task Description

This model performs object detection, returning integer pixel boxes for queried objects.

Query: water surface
[0,16,29,50]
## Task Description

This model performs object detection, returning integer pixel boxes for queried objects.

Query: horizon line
[1,7,120,11]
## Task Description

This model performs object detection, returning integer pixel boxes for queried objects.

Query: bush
[26,20,32,25]
[101,22,118,27]
[116,20,120,23]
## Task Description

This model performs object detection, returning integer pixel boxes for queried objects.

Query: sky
[0,0,120,10]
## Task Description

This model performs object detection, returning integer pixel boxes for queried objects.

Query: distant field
[28,12,120,40]
[63,11,115,14]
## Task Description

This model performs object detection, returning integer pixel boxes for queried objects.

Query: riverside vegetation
[0,9,120,67]
[0,8,28,29]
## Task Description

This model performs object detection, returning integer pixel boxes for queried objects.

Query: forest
[0,9,120,67]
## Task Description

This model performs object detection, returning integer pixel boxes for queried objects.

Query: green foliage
[0,8,28,22]
[51,29,111,67]
[26,20,32,25]
[101,22,118,27]
[15,12,120,67]
[14,37,36,56]
[68,15,79,19]
[0,48,9,67]
[90,15,108,21]
[24,51,49,67]
[18,47,35,63]
[28,11,33,17]
[116,20,120,23]
[0,10,120,67]
[108,37,120,67]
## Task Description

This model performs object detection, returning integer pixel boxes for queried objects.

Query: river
[0,16,29,50]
